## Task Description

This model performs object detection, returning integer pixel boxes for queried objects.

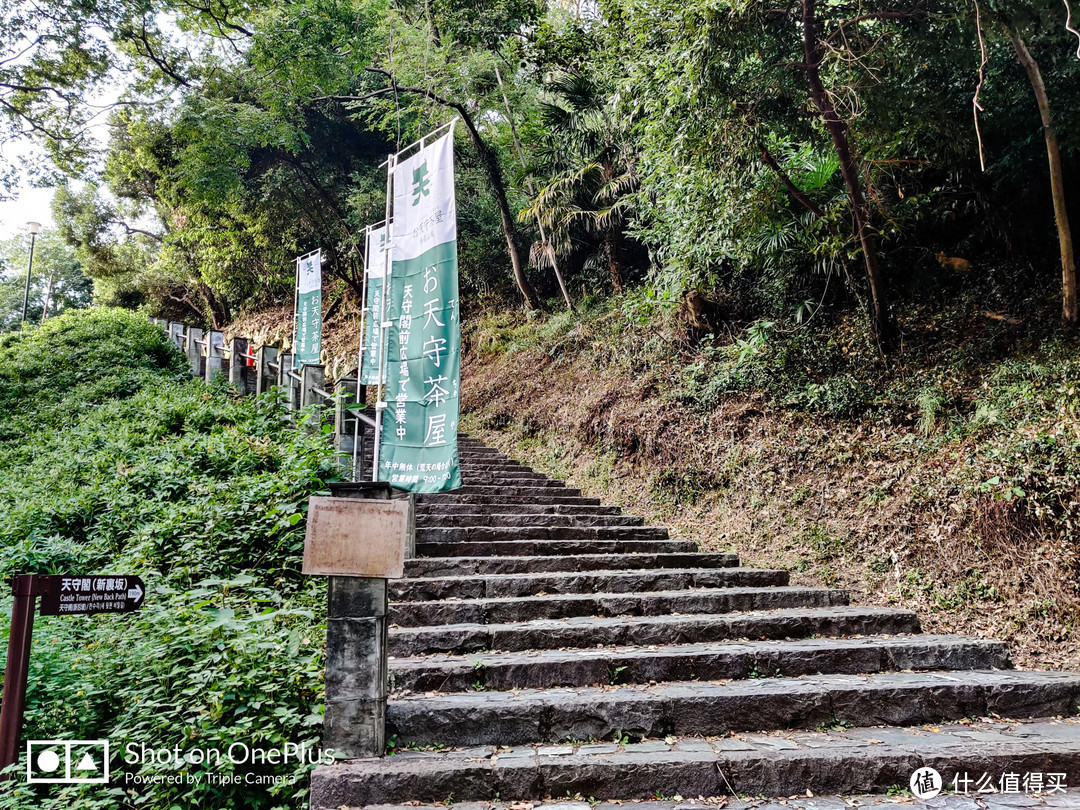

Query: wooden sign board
[302,496,410,578]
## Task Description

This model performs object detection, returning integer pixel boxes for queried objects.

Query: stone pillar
[229,337,250,392]
[256,346,278,396]
[301,364,326,409]
[334,377,359,478]
[205,330,225,381]
[168,322,185,350]
[277,352,292,389]
[276,352,297,409]
[323,482,393,758]
[185,327,204,379]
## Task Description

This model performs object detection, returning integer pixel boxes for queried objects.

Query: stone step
[388,606,921,656]
[387,670,1080,748]
[461,471,552,481]
[389,586,848,628]
[309,718,1080,808]
[458,470,542,479]
[390,566,787,602]
[416,539,695,558]
[415,513,645,529]
[432,485,576,496]
[457,467,524,475]
[454,480,569,491]
[388,634,1011,693]
[321,793,1080,810]
[414,503,625,517]
[455,475,544,481]
[458,461,528,470]
[403,553,741,578]
[416,526,670,543]
[414,494,602,506]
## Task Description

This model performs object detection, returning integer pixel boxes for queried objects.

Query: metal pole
[372,155,395,482]
[0,575,38,777]
[21,232,37,323]
[353,226,374,484]
[357,224,372,394]
[495,65,573,310]
[292,257,300,372]
[40,271,55,324]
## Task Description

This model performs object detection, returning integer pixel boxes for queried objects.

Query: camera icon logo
[26,740,110,784]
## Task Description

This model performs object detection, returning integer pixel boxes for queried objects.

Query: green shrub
[0,310,338,809]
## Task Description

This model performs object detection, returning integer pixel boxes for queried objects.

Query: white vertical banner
[294,249,322,368]
[378,127,462,492]
[360,225,389,386]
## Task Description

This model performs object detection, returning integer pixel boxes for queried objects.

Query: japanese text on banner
[379,129,462,493]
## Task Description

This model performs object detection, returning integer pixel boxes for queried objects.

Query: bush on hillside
[0,309,338,810]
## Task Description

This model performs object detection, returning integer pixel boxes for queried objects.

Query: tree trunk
[1007,26,1078,324]
[604,229,624,293]
[801,0,895,353]
[495,65,574,310]
[457,111,541,310]
[199,281,231,329]
[361,68,541,309]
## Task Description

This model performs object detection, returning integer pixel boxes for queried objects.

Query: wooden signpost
[0,574,146,778]
[304,483,413,759]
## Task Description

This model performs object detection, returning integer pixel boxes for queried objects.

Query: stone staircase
[311,435,1080,808]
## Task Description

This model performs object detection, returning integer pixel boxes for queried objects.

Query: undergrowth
[0,309,338,809]
[461,291,1080,667]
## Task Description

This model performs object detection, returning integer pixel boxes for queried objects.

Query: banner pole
[292,257,300,371]
[380,118,458,168]
[372,155,395,482]
[353,227,371,481]
[357,224,372,400]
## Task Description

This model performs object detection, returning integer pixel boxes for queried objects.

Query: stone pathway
[311,435,1080,808]
[359,791,1080,809]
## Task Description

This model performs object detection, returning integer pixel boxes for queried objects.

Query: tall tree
[986,4,1078,323]
[799,0,897,351]
[0,228,91,329]
[523,70,640,296]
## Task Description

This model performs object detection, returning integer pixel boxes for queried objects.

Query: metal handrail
[345,405,377,428]
[159,317,379,483]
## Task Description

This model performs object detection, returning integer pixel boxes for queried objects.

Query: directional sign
[36,575,146,617]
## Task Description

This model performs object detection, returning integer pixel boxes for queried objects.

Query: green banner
[379,130,461,492]
[360,225,388,386]
[294,250,322,368]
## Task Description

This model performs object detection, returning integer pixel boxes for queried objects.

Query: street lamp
[21,221,42,324]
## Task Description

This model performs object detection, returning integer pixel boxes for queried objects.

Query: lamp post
[21,221,42,324]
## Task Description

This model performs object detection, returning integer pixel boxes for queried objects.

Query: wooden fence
[149,318,373,480]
